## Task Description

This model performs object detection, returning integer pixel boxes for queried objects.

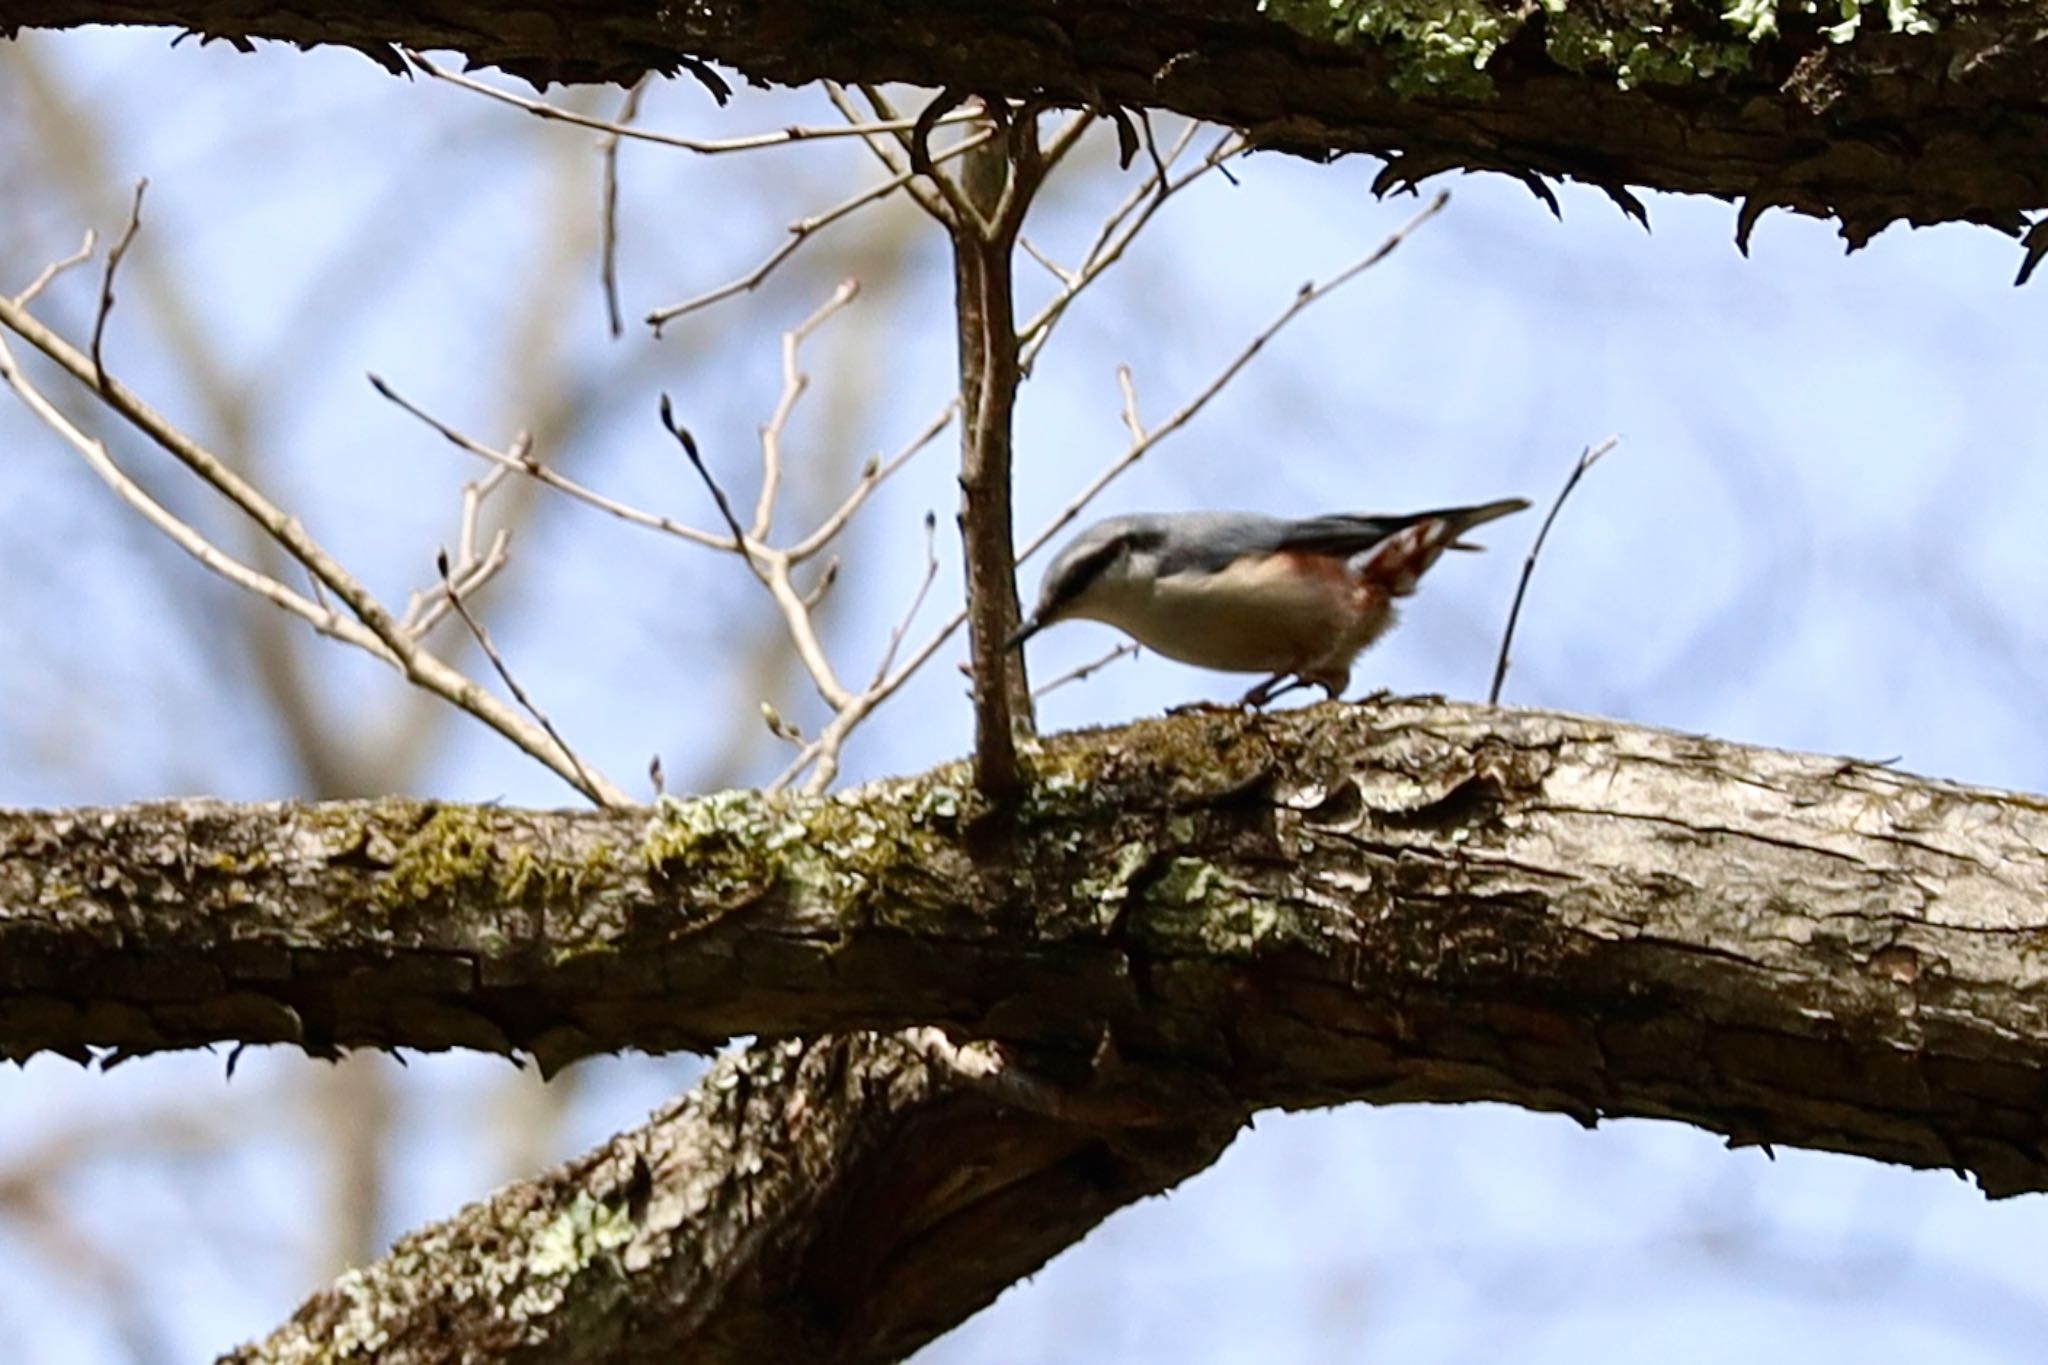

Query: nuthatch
[1008,498,1529,706]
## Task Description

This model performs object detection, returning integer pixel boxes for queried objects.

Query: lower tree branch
[223,1032,1239,1364]
[8,698,2048,1197]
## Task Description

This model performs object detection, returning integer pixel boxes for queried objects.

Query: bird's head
[1007,515,1166,651]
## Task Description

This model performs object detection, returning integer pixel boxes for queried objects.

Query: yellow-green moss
[639,783,966,924]
[361,803,620,916]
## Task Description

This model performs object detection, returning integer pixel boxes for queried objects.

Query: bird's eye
[1048,539,1123,609]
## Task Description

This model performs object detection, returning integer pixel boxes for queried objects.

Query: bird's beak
[1004,616,1044,652]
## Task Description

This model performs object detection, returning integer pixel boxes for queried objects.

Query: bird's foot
[1239,671,1311,709]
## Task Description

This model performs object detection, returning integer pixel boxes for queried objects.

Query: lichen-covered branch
[9,698,2048,1197]
[224,1032,1238,1364]
[4,0,2046,251]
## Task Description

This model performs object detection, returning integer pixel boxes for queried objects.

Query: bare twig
[825,83,909,176]
[1489,435,1622,706]
[370,375,732,550]
[11,228,96,307]
[787,399,955,563]
[0,329,375,652]
[874,512,941,686]
[0,290,630,806]
[1018,235,1077,287]
[1016,123,1233,373]
[758,279,861,539]
[645,130,992,333]
[90,178,145,386]
[438,549,603,804]
[1032,642,1140,699]
[1026,191,1450,564]
[405,50,972,154]
[659,393,855,714]
[825,83,949,223]
[599,79,647,338]
[659,396,751,550]
[1116,364,1143,442]
[402,465,514,638]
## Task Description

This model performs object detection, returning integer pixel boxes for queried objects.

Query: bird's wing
[1275,499,1531,558]
[1278,499,1532,598]
[1273,513,1433,558]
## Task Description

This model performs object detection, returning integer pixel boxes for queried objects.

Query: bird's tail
[1438,497,1532,550]
[1360,497,1531,594]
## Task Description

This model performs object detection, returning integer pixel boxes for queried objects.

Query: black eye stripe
[1049,541,1123,608]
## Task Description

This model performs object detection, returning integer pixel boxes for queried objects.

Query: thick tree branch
[3,0,2045,249]
[7,698,2048,1198]
[223,1032,1238,1364]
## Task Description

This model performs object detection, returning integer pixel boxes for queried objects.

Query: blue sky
[2,23,2046,1363]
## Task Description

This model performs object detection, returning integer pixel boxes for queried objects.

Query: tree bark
[4,0,2045,252]
[222,1032,1238,1364]
[8,698,2048,1201]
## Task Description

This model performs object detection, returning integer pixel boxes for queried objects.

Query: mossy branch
[5,0,2046,252]
[9,698,2048,1197]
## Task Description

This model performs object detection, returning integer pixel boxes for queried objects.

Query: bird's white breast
[1083,555,1382,674]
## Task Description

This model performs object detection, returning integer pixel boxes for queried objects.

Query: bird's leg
[1239,671,1309,708]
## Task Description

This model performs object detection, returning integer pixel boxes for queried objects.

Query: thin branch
[1116,364,1142,442]
[1037,109,1097,177]
[786,399,955,563]
[825,83,909,176]
[405,50,971,154]
[659,396,751,550]
[906,92,983,230]
[10,227,96,307]
[1017,235,1076,287]
[90,178,145,386]
[438,550,604,806]
[873,511,940,686]
[1032,642,1139,699]
[644,130,992,333]
[1022,191,1451,565]
[599,78,647,339]
[659,395,855,712]
[757,278,861,539]
[1017,124,1234,373]
[0,291,630,806]
[799,557,839,610]
[402,465,514,638]
[0,329,382,656]
[949,107,1036,799]
[370,375,732,551]
[1489,435,1621,706]
[826,82,950,222]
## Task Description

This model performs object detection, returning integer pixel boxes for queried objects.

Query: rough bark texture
[9,698,2048,1202]
[222,1032,1239,1364]
[5,0,2047,252]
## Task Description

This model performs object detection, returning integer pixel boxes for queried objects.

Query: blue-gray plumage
[1010,499,1528,705]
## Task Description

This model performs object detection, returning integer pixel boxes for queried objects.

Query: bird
[1008,498,1529,707]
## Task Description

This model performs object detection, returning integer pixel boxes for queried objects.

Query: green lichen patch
[1261,0,1940,98]
[1265,0,1517,96]
[639,784,971,930]
[1132,856,1311,958]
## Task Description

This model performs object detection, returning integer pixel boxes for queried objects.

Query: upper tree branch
[8,698,2048,1197]
[3,0,2044,250]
